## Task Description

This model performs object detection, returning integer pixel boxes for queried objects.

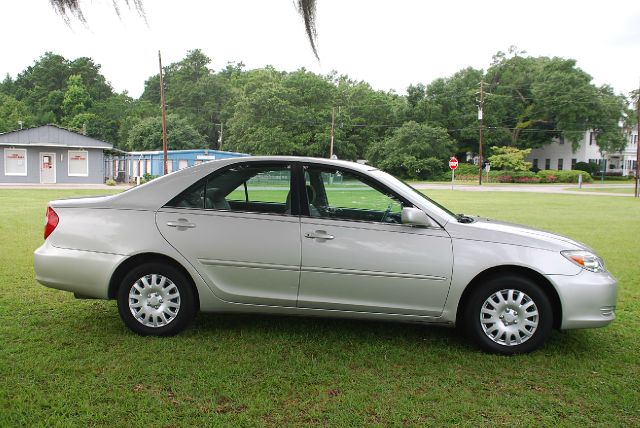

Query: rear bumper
[34,241,126,299]
[550,271,618,330]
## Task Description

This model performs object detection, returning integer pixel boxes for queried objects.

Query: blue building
[106,149,249,182]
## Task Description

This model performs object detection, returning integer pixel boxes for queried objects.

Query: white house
[526,130,638,176]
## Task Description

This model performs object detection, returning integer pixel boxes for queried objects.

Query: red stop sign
[449,157,459,170]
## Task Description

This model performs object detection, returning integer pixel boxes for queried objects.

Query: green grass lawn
[1,189,639,426]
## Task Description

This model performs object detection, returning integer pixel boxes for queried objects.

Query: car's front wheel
[463,275,553,354]
[117,263,196,336]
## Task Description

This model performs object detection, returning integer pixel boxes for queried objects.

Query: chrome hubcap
[128,274,181,328]
[480,289,539,346]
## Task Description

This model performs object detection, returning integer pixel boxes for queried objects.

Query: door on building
[40,153,56,184]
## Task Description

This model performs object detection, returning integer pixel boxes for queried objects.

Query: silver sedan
[34,156,617,354]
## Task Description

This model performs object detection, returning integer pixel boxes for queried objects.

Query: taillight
[44,206,59,240]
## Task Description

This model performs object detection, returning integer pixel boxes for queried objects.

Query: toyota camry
[34,156,617,354]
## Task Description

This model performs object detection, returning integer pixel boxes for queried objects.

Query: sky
[1,0,639,99]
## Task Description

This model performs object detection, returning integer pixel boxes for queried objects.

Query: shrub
[404,157,446,180]
[105,179,116,186]
[514,176,541,183]
[573,161,599,175]
[598,175,635,181]
[487,146,532,171]
[485,170,535,183]
[454,162,480,175]
[537,170,592,183]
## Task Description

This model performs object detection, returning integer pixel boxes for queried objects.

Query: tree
[125,114,207,151]
[419,67,484,153]
[487,146,532,171]
[62,75,92,118]
[0,94,34,132]
[484,52,629,152]
[225,67,337,157]
[11,52,115,126]
[366,122,455,179]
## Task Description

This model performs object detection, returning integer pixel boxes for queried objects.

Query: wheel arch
[455,265,562,329]
[108,252,200,308]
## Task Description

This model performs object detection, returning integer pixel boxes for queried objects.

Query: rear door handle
[166,219,196,229]
[304,230,334,240]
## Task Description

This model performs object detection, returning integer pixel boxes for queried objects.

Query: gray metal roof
[0,124,113,149]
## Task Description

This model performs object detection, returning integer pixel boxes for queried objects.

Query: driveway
[412,182,635,197]
[0,183,132,190]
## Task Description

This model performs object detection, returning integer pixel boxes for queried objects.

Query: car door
[297,165,453,317]
[156,162,302,307]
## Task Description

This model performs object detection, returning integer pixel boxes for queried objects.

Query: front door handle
[166,219,196,229]
[304,230,334,240]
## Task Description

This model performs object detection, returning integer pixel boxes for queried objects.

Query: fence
[104,157,216,183]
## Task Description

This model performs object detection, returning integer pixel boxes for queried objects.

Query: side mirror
[401,207,433,227]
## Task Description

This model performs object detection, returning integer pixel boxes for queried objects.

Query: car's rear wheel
[463,275,553,354]
[117,262,196,336]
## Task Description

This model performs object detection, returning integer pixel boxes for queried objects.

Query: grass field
[1,189,639,426]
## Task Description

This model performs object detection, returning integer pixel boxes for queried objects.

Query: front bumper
[34,241,126,299]
[549,270,618,329]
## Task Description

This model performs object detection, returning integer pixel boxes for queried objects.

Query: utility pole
[329,106,336,159]
[159,51,168,175]
[635,92,640,198]
[478,81,485,185]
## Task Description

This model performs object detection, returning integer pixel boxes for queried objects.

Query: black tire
[117,262,196,336]
[463,275,553,354]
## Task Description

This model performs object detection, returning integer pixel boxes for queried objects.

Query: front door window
[304,167,405,224]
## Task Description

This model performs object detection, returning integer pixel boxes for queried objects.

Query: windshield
[370,170,458,220]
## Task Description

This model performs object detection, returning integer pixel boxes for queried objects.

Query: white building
[526,130,638,176]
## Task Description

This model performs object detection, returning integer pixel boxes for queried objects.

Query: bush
[485,170,536,183]
[105,179,116,186]
[439,163,481,180]
[454,163,480,175]
[538,170,592,183]
[598,176,635,181]
[573,161,599,175]
[404,157,446,180]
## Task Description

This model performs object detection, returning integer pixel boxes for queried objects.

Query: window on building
[571,158,577,169]
[559,137,565,145]
[68,150,89,176]
[532,159,538,169]
[545,158,551,170]
[632,135,638,146]
[557,158,564,170]
[4,148,27,176]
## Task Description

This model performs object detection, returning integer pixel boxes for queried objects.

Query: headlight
[561,250,606,273]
